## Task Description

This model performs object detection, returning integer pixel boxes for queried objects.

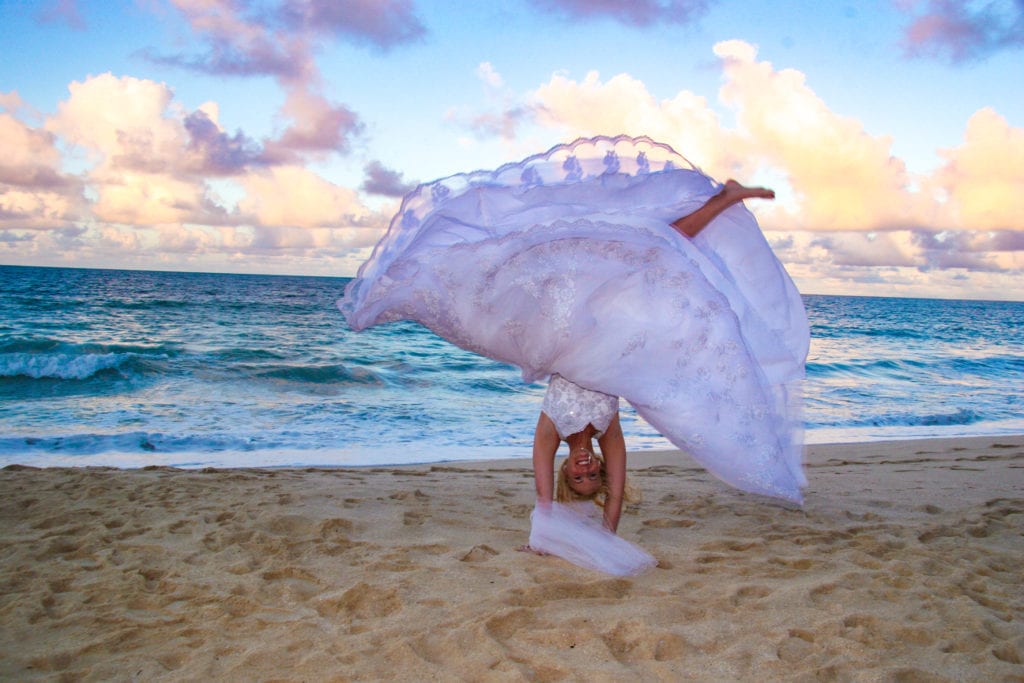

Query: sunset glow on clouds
[1,0,1021,299]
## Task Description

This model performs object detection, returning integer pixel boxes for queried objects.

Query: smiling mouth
[572,451,593,466]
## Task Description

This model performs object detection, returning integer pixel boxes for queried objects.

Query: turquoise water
[1,265,1022,467]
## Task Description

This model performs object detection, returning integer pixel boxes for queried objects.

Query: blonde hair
[555,452,640,508]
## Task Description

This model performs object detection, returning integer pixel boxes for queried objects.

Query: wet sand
[1,435,1022,681]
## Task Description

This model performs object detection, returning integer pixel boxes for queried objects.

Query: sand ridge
[1,436,1022,681]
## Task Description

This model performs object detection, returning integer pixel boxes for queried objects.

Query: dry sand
[1,435,1022,682]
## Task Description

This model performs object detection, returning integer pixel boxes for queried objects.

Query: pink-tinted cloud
[278,0,426,49]
[143,0,309,80]
[147,1,367,160]
[150,0,423,79]
[527,0,710,26]
[183,109,265,175]
[361,160,415,197]
[900,0,1024,62]
[0,99,86,230]
[264,87,362,159]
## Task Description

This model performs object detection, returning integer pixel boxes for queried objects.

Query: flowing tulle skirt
[341,135,809,504]
[529,502,657,576]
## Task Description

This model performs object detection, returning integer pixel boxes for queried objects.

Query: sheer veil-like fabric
[341,135,808,507]
[529,502,657,576]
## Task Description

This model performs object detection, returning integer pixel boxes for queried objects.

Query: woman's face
[565,448,602,495]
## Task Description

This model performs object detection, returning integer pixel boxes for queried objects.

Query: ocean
[1,265,1022,468]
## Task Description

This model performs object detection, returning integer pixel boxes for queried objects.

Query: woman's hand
[516,544,549,556]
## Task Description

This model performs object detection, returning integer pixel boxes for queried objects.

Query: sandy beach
[1,435,1022,682]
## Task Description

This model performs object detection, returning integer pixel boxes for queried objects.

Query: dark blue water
[1,265,1021,467]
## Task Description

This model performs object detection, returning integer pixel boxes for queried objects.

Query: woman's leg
[671,179,775,239]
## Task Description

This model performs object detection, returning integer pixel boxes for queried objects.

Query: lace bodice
[541,374,619,439]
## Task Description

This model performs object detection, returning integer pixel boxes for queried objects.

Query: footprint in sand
[730,585,771,607]
[992,642,1022,665]
[485,607,535,640]
[601,620,693,664]
[504,579,633,607]
[641,518,696,529]
[461,544,498,563]
[315,582,401,620]
[776,630,816,663]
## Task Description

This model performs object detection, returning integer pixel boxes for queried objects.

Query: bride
[341,136,809,574]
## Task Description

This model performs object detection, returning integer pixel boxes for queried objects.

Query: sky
[1,0,1022,300]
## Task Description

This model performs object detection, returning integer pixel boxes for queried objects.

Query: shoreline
[2,434,1022,680]
[4,430,1024,472]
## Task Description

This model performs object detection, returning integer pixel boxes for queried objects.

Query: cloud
[713,40,916,232]
[929,107,1024,231]
[899,0,1024,62]
[264,87,363,158]
[528,70,729,170]
[47,74,182,169]
[2,70,387,276]
[43,73,237,226]
[911,230,1000,270]
[361,161,416,197]
[2,80,388,271]
[237,165,369,229]
[145,0,308,80]
[781,222,1024,283]
[526,0,710,26]
[476,62,505,89]
[150,0,424,79]
[0,91,26,113]
[144,1,368,161]
[498,42,915,232]
[278,0,426,50]
[183,109,265,175]
[0,106,86,229]
[449,41,1022,296]
[461,41,1022,243]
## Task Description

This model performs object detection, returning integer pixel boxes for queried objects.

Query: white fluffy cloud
[237,165,367,229]
[2,73,381,271]
[45,73,232,227]
[530,71,732,173]
[712,40,916,232]
[930,107,1024,231]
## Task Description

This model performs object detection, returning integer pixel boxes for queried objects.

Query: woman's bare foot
[721,179,775,201]
[672,178,775,238]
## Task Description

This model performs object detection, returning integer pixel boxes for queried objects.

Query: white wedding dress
[341,135,809,574]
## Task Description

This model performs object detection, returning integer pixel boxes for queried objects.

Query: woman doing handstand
[341,136,807,576]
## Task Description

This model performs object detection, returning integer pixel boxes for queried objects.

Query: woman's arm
[532,412,559,503]
[597,413,626,532]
